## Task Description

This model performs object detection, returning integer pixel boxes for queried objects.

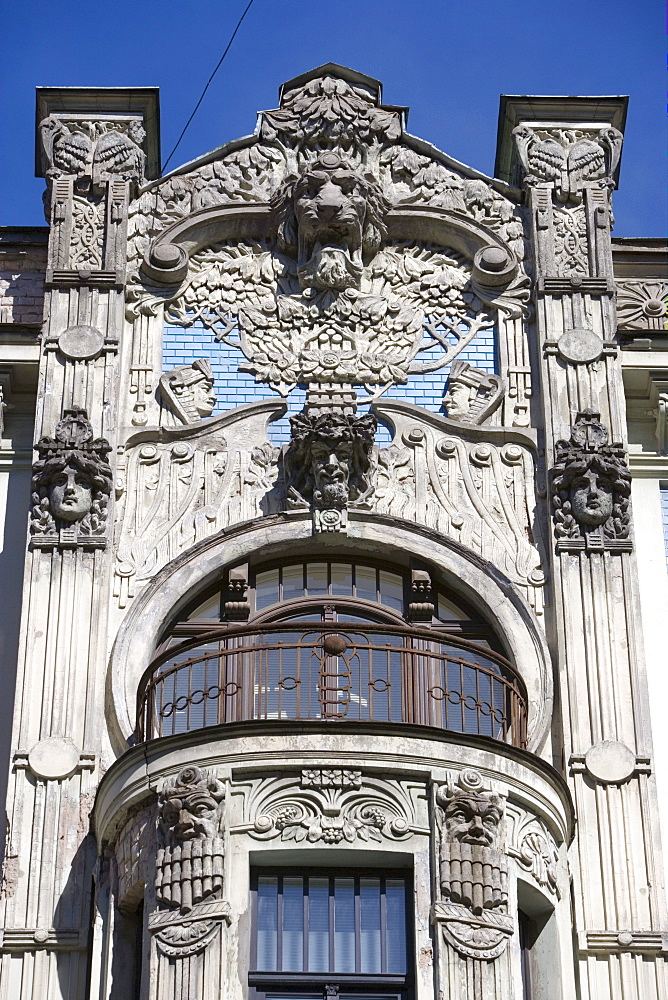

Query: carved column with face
[156,766,226,913]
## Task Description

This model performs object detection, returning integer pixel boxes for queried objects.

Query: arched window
[136,558,527,747]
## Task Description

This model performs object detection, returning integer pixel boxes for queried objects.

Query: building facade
[0,65,667,999]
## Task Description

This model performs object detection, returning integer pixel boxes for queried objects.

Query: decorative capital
[30,408,112,550]
[512,124,623,204]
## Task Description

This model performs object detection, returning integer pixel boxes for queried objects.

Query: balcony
[136,623,527,747]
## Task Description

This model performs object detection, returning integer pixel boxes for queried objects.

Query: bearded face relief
[311,433,354,509]
[275,152,389,291]
[570,468,613,527]
[49,463,93,522]
[158,766,226,847]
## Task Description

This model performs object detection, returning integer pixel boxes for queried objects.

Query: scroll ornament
[30,408,112,550]
[433,769,513,961]
[150,766,230,958]
[551,409,632,552]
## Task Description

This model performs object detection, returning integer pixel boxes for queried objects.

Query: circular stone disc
[584,740,636,784]
[557,328,604,364]
[28,737,80,780]
[58,325,105,361]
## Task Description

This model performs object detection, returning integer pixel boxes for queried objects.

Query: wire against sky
[161,0,256,173]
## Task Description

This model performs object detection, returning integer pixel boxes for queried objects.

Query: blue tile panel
[661,486,668,569]
[163,322,497,446]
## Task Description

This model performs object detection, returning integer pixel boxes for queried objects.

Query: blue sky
[2,0,665,235]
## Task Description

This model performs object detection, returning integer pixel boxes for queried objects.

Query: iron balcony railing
[135,623,528,748]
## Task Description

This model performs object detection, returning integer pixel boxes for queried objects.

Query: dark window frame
[249,868,415,1000]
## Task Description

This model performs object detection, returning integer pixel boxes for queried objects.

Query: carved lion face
[274,153,389,290]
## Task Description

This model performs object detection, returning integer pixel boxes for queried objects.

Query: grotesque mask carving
[159,359,217,424]
[439,778,503,848]
[442,361,503,424]
[286,410,376,531]
[434,769,513,961]
[552,409,631,551]
[158,765,226,847]
[274,152,389,290]
[31,408,112,547]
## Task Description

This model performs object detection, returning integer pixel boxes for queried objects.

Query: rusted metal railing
[136,623,527,748]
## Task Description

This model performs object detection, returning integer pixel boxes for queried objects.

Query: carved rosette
[551,409,632,552]
[616,280,667,333]
[433,769,513,962]
[241,768,423,845]
[149,766,230,960]
[30,407,112,550]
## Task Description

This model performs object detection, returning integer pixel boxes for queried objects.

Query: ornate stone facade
[0,66,666,1000]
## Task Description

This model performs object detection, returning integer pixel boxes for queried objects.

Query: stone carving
[433,769,513,961]
[285,409,376,532]
[552,205,589,276]
[274,152,389,291]
[508,815,560,899]
[551,409,632,552]
[158,359,217,424]
[134,240,499,398]
[261,73,403,148]
[616,280,668,332]
[156,766,226,914]
[113,402,283,607]
[30,408,112,549]
[70,195,105,269]
[40,116,146,189]
[241,769,423,844]
[513,125,623,203]
[374,401,546,615]
[442,362,503,424]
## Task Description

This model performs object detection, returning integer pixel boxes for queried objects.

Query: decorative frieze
[551,408,632,552]
[30,408,112,549]
[238,768,423,844]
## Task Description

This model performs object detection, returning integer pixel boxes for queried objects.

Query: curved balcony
[136,623,527,747]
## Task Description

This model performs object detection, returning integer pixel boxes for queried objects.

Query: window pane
[437,592,465,621]
[385,880,407,974]
[282,564,304,603]
[307,878,330,972]
[355,564,377,603]
[334,878,355,973]
[306,562,328,596]
[256,570,280,610]
[378,571,403,613]
[360,878,382,973]
[257,878,278,971]
[282,877,304,972]
[331,563,353,596]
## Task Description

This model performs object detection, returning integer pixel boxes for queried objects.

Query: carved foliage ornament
[286,409,376,533]
[551,409,632,552]
[513,124,623,204]
[433,769,513,961]
[245,768,419,844]
[30,408,112,549]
